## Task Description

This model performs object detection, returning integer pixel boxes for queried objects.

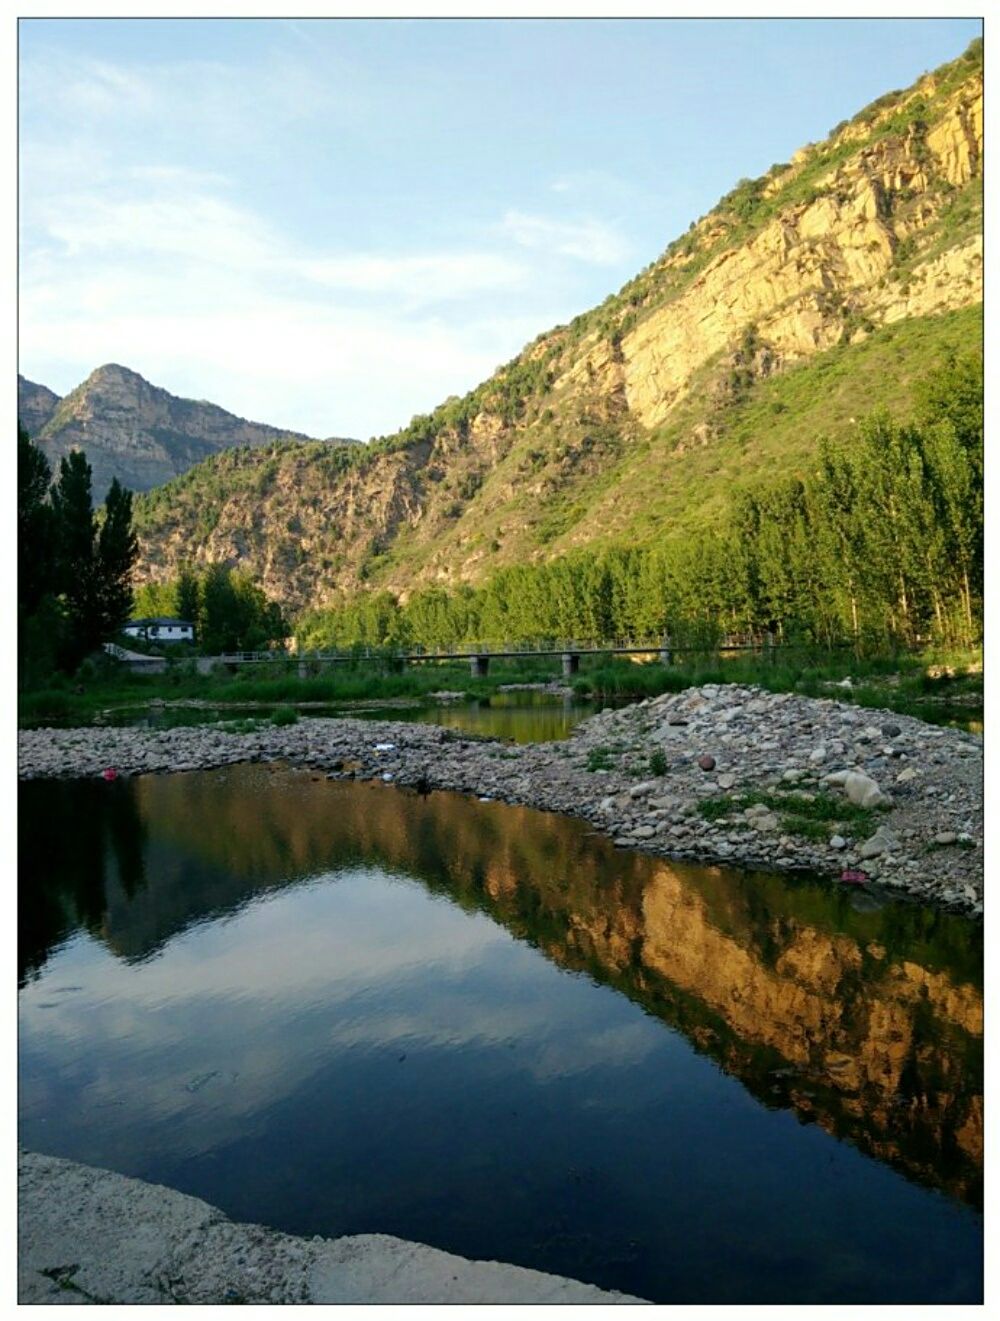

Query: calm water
[98,693,599,742]
[19,767,982,1304]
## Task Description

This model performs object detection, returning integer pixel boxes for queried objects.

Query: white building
[123,617,195,644]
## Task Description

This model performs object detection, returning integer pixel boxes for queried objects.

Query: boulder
[843,771,887,809]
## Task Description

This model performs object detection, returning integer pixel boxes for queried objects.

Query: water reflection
[94,693,597,742]
[18,767,982,1303]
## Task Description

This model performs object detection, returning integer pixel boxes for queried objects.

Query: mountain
[18,375,60,435]
[133,40,982,613]
[21,363,357,501]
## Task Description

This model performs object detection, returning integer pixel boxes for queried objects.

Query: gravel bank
[19,684,982,915]
[19,1150,645,1305]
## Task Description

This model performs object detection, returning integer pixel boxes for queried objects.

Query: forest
[291,352,982,655]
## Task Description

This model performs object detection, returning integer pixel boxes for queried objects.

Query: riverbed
[18,684,984,915]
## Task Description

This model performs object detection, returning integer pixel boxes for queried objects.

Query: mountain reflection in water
[18,765,982,1304]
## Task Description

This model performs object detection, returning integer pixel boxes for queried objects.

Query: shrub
[586,746,615,772]
[270,705,298,727]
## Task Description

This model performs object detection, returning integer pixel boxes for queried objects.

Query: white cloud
[18,45,636,437]
[499,208,630,266]
[19,47,359,140]
[18,154,563,434]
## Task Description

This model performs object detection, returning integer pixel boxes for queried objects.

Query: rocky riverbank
[19,1151,644,1305]
[18,684,982,915]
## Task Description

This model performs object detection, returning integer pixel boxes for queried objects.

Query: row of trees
[133,566,288,654]
[19,427,138,678]
[297,354,982,655]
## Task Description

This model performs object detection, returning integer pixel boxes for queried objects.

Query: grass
[698,789,882,840]
[572,646,982,720]
[18,655,572,727]
[18,645,981,731]
[586,746,616,772]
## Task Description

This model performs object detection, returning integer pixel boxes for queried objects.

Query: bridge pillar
[561,652,580,677]
[659,636,672,666]
[298,660,309,679]
[470,654,490,677]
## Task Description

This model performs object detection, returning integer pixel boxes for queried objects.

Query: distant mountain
[132,40,983,613]
[19,363,357,501]
[18,375,60,435]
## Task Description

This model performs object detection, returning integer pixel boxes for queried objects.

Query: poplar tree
[97,478,139,640]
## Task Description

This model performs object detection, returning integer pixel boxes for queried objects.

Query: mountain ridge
[19,363,357,501]
[122,39,982,611]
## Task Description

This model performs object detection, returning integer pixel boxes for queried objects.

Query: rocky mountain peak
[30,365,356,502]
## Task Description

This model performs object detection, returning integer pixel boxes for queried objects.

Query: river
[18,763,982,1304]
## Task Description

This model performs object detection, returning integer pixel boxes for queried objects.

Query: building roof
[126,617,195,628]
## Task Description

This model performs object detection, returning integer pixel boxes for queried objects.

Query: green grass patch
[586,746,616,772]
[698,789,880,840]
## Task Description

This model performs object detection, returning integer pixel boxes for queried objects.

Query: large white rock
[843,771,887,809]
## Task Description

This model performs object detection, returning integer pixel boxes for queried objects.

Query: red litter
[101,768,118,782]
[838,869,867,885]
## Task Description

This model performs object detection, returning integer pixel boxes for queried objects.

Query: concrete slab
[19,1150,649,1305]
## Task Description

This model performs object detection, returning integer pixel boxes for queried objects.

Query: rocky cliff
[17,375,60,435]
[132,41,983,611]
[26,363,356,501]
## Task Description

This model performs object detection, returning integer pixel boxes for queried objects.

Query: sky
[18,16,982,441]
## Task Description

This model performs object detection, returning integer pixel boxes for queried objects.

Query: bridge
[214,637,781,678]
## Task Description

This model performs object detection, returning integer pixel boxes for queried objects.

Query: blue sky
[19,17,982,440]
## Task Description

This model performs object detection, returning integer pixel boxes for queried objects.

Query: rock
[629,781,656,798]
[881,722,902,738]
[632,826,656,840]
[858,835,887,859]
[697,755,716,772]
[829,835,847,850]
[782,768,805,782]
[823,769,850,787]
[934,831,958,845]
[752,814,779,832]
[843,770,886,809]
[808,745,827,764]
[716,773,735,790]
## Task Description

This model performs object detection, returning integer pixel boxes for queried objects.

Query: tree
[96,478,138,640]
[200,564,240,654]
[50,451,101,660]
[176,564,201,629]
[18,425,55,616]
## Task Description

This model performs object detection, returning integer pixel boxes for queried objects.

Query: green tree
[50,451,102,662]
[176,564,201,630]
[18,425,55,616]
[96,478,138,640]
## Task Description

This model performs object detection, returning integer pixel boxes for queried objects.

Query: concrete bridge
[212,637,781,678]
